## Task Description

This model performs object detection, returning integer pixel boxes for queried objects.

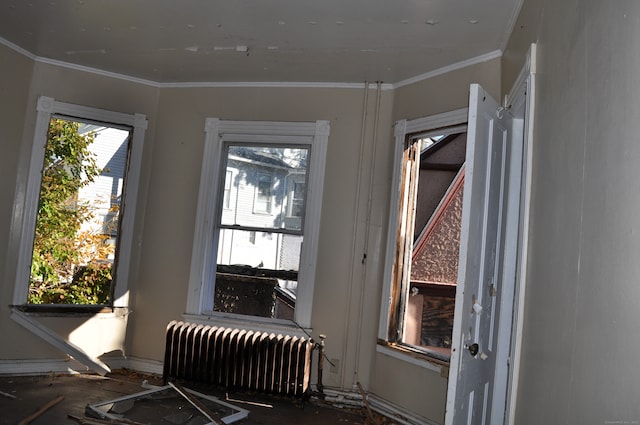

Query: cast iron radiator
[163,320,315,398]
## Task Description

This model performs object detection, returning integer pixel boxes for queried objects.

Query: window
[254,172,273,213]
[186,119,330,330]
[11,96,147,308]
[223,170,233,209]
[288,180,305,218]
[379,109,467,362]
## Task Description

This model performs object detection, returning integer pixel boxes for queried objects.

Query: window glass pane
[215,228,300,320]
[221,145,308,232]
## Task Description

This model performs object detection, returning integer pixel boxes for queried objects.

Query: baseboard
[322,387,440,425]
[104,356,164,376]
[0,358,93,375]
[0,356,163,377]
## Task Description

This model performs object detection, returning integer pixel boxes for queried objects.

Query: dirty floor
[0,370,367,425]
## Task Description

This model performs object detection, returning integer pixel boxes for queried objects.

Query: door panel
[445,84,513,425]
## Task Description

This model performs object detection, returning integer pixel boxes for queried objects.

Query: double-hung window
[186,119,330,330]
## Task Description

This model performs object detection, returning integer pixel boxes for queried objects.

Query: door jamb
[503,43,537,425]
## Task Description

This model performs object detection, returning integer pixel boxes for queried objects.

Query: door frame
[503,43,537,425]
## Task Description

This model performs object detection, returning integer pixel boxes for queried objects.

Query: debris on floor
[18,395,65,425]
[86,382,248,424]
[0,371,368,425]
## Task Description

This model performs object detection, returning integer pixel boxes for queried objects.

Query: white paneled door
[445,84,521,425]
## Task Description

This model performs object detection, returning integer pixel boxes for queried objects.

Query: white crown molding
[500,0,526,52]
[161,81,395,90]
[0,36,36,60]
[33,55,161,87]
[2,35,498,91]
[393,50,503,89]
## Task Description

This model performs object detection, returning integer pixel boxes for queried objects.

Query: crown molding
[392,50,503,89]
[1,35,501,91]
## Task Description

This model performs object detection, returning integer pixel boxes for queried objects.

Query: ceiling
[0,0,522,85]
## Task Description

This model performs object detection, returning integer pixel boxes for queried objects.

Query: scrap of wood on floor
[17,394,65,425]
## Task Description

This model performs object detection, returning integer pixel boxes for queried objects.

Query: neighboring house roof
[229,146,298,169]
[411,167,464,286]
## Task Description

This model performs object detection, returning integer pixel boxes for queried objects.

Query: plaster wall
[392,57,501,122]
[503,0,640,423]
[0,43,34,359]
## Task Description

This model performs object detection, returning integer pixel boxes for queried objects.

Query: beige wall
[392,57,502,122]
[0,44,35,359]
[503,0,640,423]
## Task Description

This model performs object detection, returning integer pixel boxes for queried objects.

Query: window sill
[376,340,449,373]
[11,304,128,318]
[182,313,313,339]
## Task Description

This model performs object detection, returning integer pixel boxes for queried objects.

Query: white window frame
[10,96,148,308]
[378,108,467,358]
[186,119,329,331]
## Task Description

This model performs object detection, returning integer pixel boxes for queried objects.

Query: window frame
[186,119,330,330]
[10,96,148,308]
[378,108,467,362]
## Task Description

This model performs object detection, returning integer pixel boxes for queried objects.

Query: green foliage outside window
[28,119,114,305]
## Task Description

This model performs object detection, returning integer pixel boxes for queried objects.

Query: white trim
[393,50,503,89]
[500,0,526,52]
[186,119,329,330]
[182,313,311,339]
[0,36,36,60]
[375,344,442,373]
[10,309,111,375]
[0,36,394,90]
[368,393,441,425]
[323,388,440,425]
[2,35,495,91]
[0,358,92,376]
[104,356,165,376]
[10,97,147,307]
[0,356,163,377]
[162,81,395,90]
[378,108,468,341]
[505,43,536,425]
